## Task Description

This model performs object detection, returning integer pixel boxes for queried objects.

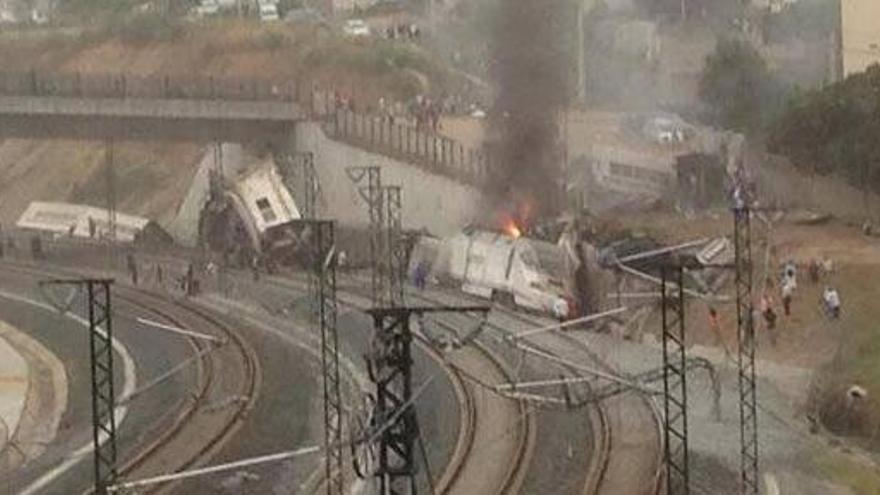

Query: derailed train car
[410,229,575,320]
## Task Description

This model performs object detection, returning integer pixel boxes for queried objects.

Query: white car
[343,19,371,38]
[259,2,279,22]
[194,0,219,17]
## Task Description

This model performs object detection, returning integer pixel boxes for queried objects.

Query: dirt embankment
[0,20,463,226]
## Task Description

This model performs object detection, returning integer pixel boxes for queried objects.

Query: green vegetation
[818,451,880,495]
[768,64,880,191]
[107,12,184,43]
[698,38,783,132]
[59,0,143,19]
[302,38,452,98]
[764,0,839,43]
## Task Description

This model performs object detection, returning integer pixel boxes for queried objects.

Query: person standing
[781,279,794,316]
[761,292,777,344]
[808,258,820,284]
[823,286,841,319]
[126,252,139,286]
[782,259,797,290]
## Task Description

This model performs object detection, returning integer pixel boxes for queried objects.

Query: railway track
[424,318,533,495]
[255,273,534,495]
[0,261,261,494]
[491,301,665,495]
[2,249,660,495]
[413,286,665,495]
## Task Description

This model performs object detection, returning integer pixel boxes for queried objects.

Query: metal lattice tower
[43,279,118,493]
[346,166,386,306]
[661,263,690,495]
[297,220,343,494]
[296,152,320,321]
[368,308,417,495]
[301,152,318,220]
[734,206,759,494]
[317,221,343,495]
[366,306,489,495]
[385,186,404,305]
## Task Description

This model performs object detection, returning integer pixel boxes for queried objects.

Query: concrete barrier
[296,122,481,236]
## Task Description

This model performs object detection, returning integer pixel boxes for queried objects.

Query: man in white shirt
[823,286,841,319]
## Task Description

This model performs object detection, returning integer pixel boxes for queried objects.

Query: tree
[768,63,880,198]
[699,38,777,132]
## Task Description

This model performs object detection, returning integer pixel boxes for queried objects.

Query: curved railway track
[0,262,261,494]
[113,288,261,494]
[2,251,661,495]
[257,274,534,495]
[413,286,666,495]
[493,301,665,495]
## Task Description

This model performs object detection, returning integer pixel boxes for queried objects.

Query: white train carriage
[412,229,573,319]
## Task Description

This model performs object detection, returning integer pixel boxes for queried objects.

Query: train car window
[255,197,277,223]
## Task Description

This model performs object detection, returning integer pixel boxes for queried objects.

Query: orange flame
[502,218,522,239]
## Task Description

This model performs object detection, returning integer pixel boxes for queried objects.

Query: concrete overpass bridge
[0,69,489,237]
[0,70,309,142]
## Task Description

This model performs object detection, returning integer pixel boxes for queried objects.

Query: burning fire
[501,216,523,239]
[498,201,533,239]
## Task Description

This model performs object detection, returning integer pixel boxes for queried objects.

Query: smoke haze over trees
[769,64,880,193]
[699,38,782,132]
[486,0,575,223]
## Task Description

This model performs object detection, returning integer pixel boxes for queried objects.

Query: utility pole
[346,166,386,307]
[292,220,343,494]
[734,205,759,495]
[300,152,318,221]
[41,279,118,494]
[385,186,404,305]
[365,305,489,494]
[660,259,695,495]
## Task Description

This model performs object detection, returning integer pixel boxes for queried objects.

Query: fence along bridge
[0,71,307,142]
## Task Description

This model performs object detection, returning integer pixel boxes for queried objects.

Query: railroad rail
[412,286,666,495]
[1,246,663,495]
[0,261,261,494]
[263,274,534,495]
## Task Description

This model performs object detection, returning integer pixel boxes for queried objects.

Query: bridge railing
[0,70,306,103]
[324,108,490,187]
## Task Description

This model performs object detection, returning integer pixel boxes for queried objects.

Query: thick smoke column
[487,0,573,224]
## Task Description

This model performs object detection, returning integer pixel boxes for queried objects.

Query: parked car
[259,1,280,22]
[343,19,371,38]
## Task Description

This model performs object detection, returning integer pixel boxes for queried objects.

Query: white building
[840,0,880,77]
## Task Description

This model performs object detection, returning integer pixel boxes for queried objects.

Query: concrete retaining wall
[167,143,245,247]
[295,122,481,236]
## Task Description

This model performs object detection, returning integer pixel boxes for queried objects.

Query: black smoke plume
[486,0,574,225]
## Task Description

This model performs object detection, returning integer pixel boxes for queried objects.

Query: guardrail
[0,70,305,103]
[325,108,489,187]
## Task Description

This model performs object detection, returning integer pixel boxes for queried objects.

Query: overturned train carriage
[200,161,303,267]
